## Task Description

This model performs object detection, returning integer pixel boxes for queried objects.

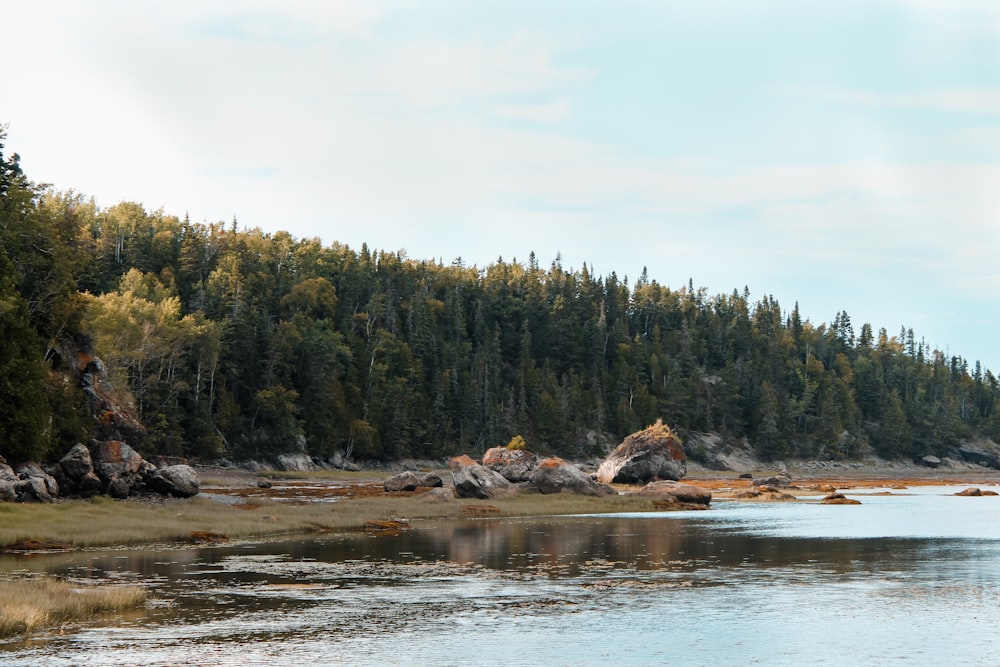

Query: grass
[0,577,147,638]
[0,488,665,551]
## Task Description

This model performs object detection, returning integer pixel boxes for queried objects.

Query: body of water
[3,485,1000,666]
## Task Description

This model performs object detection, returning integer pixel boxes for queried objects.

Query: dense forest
[3,128,999,465]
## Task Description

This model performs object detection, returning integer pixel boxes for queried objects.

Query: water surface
[4,486,1000,666]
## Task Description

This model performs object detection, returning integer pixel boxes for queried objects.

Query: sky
[3,0,1000,371]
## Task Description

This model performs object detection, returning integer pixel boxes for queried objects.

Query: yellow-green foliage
[0,577,147,638]
[506,435,527,450]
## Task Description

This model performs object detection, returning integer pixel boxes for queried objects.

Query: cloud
[819,88,1000,115]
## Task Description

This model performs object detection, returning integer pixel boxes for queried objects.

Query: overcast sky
[4,1,1000,371]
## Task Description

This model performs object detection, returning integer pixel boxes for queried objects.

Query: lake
[3,485,1000,666]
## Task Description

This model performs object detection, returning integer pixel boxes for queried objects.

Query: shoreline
[2,461,999,554]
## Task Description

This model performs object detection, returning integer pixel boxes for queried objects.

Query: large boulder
[529,457,611,496]
[636,480,712,506]
[89,440,149,482]
[383,471,444,492]
[14,476,54,503]
[58,443,94,482]
[275,453,317,472]
[146,465,200,498]
[483,447,538,482]
[451,458,515,499]
[596,420,686,484]
[16,463,60,498]
[920,455,942,469]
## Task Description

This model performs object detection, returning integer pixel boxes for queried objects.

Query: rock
[257,479,273,489]
[595,420,686,484]
[421,487,455,502]
[89,440,148,483]
[752,473,792,488]
[0,480,18,501]
[383,471,443,492]
[16,463,59,498]
[529,457,611,496]
[146,465,200,498]
[451,459,515,499]
[106,476,131,499]
[955,487,982,497]
[637,480,711,505]
[52,443,94,495]
[77,472,104,496]
[275,453,317,472]
[330,451,345,469]
[483,447,539,482]
[920,455,942,468]
[821,492,861,505]
[77,352,147,444]
[731,486,796,502]
[738,473,753,479]
[449,455,479,470]
[957,443,1000,470]
[15,476,53,502]
[0,462,18,482]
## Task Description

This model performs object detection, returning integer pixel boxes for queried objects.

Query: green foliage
[3,128,1000,464]
[506,435,527,450]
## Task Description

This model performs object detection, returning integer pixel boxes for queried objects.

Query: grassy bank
[0,491,661,551]
[0,577,147,638]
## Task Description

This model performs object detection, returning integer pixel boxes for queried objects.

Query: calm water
[4,485,1000,666]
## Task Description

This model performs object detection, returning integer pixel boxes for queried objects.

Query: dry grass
[0,487,672,551]
[0,577,147,638]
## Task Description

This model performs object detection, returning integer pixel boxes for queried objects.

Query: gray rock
[752,473,792,488]
[16,463,59,498]
[276,453,317,472]
[0,480,17,501]
[58,443,95,488]
[482,447,539,482]
[920,455,942,468]
[78,471,104,496]
[451,462,515,499]
[637,480,712,505]
[529,458,611,496]
[0,462,17,482]
[384,471,440,492]
[147,465,200,498]
[957,444,1000,469]
[106,476,131,499]
[15,476,53,503]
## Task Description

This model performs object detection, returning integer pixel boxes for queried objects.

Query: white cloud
[820,88,1000,115]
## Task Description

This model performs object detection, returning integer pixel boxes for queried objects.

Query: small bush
[506,435,527,451]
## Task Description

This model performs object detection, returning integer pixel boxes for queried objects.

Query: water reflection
[4,491,1000,666]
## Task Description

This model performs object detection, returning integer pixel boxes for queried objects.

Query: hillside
[3,129,999,466]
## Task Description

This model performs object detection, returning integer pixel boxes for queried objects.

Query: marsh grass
[0,577,147,638]
[0,489,664,551]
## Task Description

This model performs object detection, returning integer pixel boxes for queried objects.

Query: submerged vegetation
[3,127,1000,466]
[0,577,147,638]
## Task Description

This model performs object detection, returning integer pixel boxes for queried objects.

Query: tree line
[3,128,999,464]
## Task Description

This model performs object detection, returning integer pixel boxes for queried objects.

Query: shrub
[506,435,527,451]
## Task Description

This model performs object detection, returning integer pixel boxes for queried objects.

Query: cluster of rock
[0,441,199,503]
[382,421,712,509]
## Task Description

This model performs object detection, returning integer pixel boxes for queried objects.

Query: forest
[3,127,999,466]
